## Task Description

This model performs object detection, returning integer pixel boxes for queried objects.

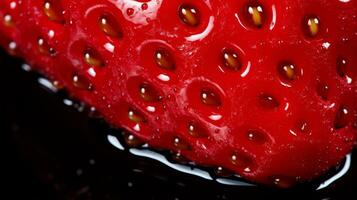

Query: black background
[1,51,356,200]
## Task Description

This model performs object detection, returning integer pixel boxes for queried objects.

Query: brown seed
[139,83,161,102]
[258,93,279,109]
[222,49,241,71]
[98,14,122,38]
[128,109,145,123]
[214,166,234,177]
[316,82,329,100]
[72,73,93,91]
[37,37,55,55]
[271,176,296,188]
[83,48,104,67]
[231,152,253,171]
[43,0,65,23]
[173,137,192,150]
[337,57,348,77]
[201,88,222,106]
[247,129,268,144]
[246,4,264,28]
[154,49,175,70]
[123,131,143,147]
[278,62,296,81]
[187,122,209,138]
[178,4,200,27]
[334,106,350,129]
[3,14,13,27]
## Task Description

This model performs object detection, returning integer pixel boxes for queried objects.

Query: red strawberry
[1,0,357,188]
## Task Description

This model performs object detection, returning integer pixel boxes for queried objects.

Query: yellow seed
[222,49,241,70]
[307,17,319,37]
[248,6,263,27]
[279,62,296,81]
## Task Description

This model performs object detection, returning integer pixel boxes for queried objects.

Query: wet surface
[1,51,357,199]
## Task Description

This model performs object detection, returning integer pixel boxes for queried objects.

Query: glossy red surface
[1,0,357,187]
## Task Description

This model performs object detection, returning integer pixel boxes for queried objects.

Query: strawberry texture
[0,0,357,188]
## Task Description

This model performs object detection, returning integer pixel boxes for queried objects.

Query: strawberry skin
[1,0,357,188]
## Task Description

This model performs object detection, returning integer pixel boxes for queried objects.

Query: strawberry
[1,0,357,188]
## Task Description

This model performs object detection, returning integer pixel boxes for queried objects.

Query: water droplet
[83,48,104,67]
[155,49,175,70]
[139,83,160,102]
[334,106,350,129]
[201,88,222,106]
[72,73,93,91]
[179,4,200,27]
[222,49,241,71]
[304,16,320,37]
[244,3,265,28]
[278,62,296,81]
[128,108,145,123]
[141,3,148,10]
[187,122,208,138]
[173,137,192,150]
[247,130,268,144]
[98,14,122,38]
[43,0,65,23]
[127,8,134,16]
[258,93,279,109]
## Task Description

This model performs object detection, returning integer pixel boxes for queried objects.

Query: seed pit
[247,129,268,144]
[98,13,122,38]
[258,93,279,109]
[187,121,209,138]
[303,16,320,38]
[178,4,200,27]
[334,106,350,129]
[72,73,93,91]
[83,48,105,67]
[43,0,65,23]
[155,49,175,70]
[222,48,241,71]
[200,88,222,107]
[231,152,253,172]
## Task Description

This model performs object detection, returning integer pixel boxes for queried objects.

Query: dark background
[1,51,356,200]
